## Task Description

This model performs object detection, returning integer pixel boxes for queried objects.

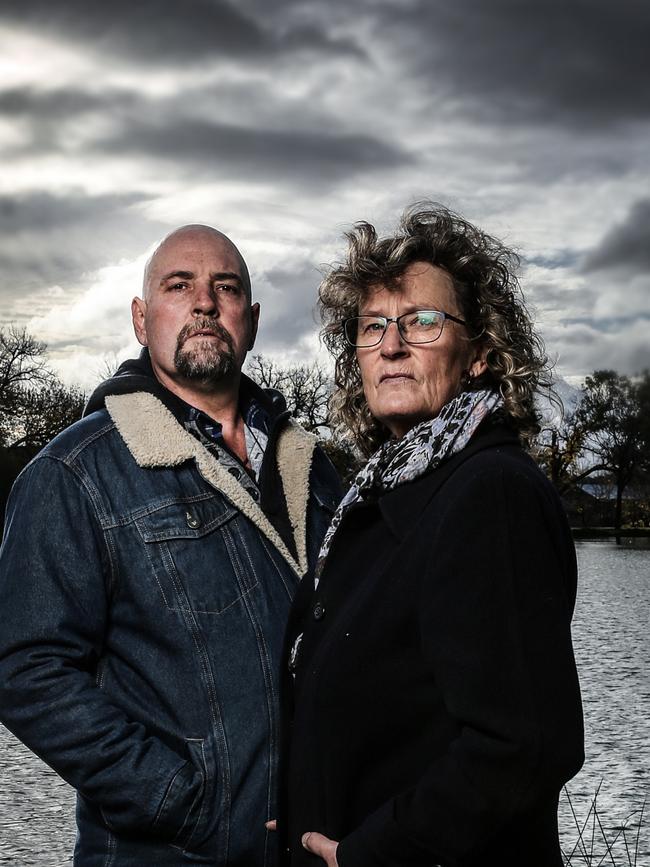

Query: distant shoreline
[572,527,650,539]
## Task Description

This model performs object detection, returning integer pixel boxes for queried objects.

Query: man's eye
[169,282,189,291]
[216,283,238,293]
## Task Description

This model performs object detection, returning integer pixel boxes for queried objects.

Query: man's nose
[192,283,218,316]
[380,320,408,357]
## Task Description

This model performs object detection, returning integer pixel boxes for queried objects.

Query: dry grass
[562,782,646,866]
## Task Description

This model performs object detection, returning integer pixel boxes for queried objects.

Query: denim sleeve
[0,455,203,844]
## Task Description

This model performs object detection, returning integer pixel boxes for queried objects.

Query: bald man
[0,225,341,866]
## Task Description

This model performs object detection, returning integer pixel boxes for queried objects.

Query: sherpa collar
[105,392,317,576]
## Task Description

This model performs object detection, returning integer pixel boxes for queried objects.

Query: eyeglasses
[343,309,466,348]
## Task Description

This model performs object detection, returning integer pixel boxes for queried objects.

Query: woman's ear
[469,344,488,379]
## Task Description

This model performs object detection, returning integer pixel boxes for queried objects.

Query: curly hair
[319,203,549,456]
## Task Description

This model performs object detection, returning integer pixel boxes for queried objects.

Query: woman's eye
[414,313,438,327]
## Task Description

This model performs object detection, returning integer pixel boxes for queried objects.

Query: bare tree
[535,410,607,495]
[247,354,364,483]
[9,380,86,455]
[93,351,123,384]
[0,326,50,445]
[1,326,87,533]
[247,354,332,433]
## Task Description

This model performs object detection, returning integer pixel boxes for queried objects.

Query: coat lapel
[379,424,520,539]
[105,392,316,577]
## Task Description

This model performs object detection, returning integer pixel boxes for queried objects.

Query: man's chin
[174,348,236,383]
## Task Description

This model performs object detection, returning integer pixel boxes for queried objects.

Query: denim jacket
[0,389,340,866]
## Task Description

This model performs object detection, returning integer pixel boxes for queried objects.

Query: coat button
[313,602,325,621]
[186,511,201,529]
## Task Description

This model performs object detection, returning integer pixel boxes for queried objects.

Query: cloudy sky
[1,0,648,389]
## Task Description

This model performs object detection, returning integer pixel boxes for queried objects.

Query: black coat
[281,423,584,867]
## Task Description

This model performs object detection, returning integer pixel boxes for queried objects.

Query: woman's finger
[301,831,339,865]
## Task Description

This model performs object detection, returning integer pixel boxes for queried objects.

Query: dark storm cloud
[563,314,650,334]
[524,279,590,316]
[95,117,412,186]
[525,250,580,270]
[1,83,410,187]
[257,262,321,344]
[241,259,326,358]
[0,86,137,119]
[0,190,143,232]
[558,326,650,377]
[0,86,139,158]
[0,191,165,294]
[377,0,650,128]
[0,0,361,63]
[583,199,650,274]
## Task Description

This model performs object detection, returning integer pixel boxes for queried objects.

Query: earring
[460,370,473,390]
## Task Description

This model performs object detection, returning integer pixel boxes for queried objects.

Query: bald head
[131,222,260,402]
[143,224,251,302]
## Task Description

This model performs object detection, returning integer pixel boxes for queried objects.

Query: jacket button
[313,602,325,621]
[186,511,201,529]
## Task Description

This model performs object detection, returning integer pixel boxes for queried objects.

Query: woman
[281,204,584,867]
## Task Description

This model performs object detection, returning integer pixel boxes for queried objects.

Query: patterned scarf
[288,387,502,673]
[313,387,502,589]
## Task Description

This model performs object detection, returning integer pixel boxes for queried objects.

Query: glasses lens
[398,310,444,343]
[345,316,386,347]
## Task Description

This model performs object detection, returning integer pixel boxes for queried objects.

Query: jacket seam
[62,418,117,462]
[223,523,277,846]
[108,491,236,528]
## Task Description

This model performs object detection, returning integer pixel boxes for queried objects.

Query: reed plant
[562,781,646,866]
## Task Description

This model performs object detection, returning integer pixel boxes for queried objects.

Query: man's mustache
[177,318,234,352]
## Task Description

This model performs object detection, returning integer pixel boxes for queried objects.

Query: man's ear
[131,297,148,347]
[248,302,260,350]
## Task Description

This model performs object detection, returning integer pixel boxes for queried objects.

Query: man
[0,225,341,866]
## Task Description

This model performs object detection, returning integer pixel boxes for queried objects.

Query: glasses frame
[343,309,467,348]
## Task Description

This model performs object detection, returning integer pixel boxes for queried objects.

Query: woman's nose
[380,320,407,356]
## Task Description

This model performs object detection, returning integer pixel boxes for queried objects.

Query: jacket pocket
[174,736,225,853]
[136,496,259,614]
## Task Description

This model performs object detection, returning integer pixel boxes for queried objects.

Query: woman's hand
[265,820,277,831]
[302,832,339,866]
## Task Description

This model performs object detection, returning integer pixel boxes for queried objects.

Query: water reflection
[560,540,650,864]
[1,538,648,864]
[0,731,75,864]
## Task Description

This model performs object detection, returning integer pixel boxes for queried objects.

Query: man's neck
[155,368,249,464]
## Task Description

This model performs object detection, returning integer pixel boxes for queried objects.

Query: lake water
[560,539,650,865]
[0,539,648,865]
